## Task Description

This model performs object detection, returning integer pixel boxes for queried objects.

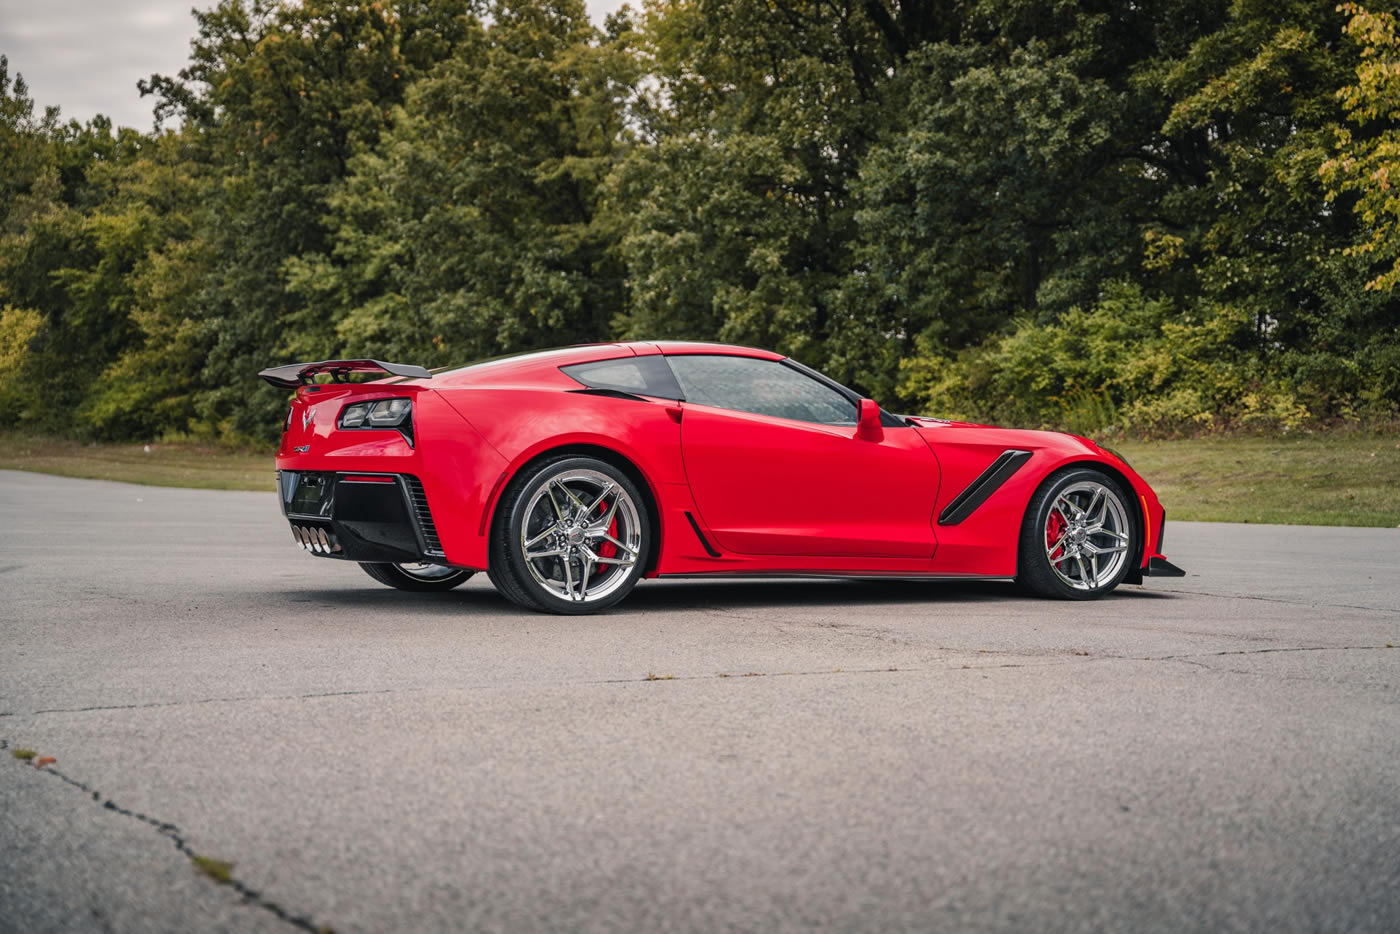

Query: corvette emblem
[302,408,314,431]
[293,444,310,453]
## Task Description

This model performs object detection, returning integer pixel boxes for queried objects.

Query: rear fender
[438,388,685,571]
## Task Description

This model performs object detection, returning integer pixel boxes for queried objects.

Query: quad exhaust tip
[290,524,340,554]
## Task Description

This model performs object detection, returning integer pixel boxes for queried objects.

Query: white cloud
[0,0,194,128]
[0,0,631,130]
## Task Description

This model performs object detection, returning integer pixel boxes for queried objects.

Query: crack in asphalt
[1,737,328,933]
[28,688,396,717]
[1140,644,1398,684]
[3,662,1061,719]
[594,662,1034,684]
[1151,644,1395,661]
[595,645,1398,685]
[1150,586,1399,615]
[1158,655,1393,686]
[5,644,1395,719]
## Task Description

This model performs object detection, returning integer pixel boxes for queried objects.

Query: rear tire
[1017,468,1137,600]
[359,562,474,592]
[489,455,650,615]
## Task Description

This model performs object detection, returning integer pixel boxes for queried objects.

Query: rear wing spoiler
[258,359,433,390]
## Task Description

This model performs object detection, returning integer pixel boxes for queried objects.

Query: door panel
[680,404,940,558]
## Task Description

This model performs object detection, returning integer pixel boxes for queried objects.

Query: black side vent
[938,450,1033,526]
[684,511,722,557]
[403,475,445,555]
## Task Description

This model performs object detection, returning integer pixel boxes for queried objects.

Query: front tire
[1017,468,1137,600]
[489,455,650,615]
[359,562,474,592]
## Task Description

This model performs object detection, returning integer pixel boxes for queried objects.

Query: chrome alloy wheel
[395,562,463,581]
[1044,480,1131,591]
[518,468,643,604]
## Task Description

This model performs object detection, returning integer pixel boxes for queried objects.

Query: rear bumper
[278,470,460,566]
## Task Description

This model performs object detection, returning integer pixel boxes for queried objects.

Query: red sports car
[261,342,1183,614]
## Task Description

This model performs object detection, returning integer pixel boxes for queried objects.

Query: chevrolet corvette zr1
[260,342,1183,614]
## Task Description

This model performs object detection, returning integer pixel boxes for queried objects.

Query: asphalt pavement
[1,469,1397,933]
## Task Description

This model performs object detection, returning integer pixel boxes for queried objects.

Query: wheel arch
[485,442,664,575]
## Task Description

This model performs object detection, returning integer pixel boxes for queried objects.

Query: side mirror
[856,398,884,442]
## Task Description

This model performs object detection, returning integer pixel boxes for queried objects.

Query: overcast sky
[0,0,629,130]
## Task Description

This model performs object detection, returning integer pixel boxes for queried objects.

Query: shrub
[899,281,1397,437]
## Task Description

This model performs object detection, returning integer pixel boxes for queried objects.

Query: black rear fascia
[938,450,1033,526]
[279,470,449,565]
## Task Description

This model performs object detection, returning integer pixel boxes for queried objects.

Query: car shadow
[625,578,1176,611]
[249,576,1176,617]
[629,578,1018,610]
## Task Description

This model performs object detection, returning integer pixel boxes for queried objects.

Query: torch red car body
[263,341,1183,613]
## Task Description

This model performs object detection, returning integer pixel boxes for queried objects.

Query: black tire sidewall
[498,456,650,614]
[1020,468,1137,600]
[359,562,474,592]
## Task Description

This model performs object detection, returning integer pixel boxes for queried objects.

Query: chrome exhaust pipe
[290,523,340,554]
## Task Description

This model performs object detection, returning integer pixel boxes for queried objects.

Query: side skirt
[654,572,1015,582]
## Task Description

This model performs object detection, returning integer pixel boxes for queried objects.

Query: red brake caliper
[596,500,617,559]
[1046,509,1067,563]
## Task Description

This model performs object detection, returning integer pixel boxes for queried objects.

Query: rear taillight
[337,397,414,446]
[339,398,411,429]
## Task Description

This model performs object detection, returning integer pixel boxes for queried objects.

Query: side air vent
[684,511,722,557]
[938,449,1033,526]
[402,475,445,555]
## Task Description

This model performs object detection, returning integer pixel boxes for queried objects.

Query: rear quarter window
[561,356,683,400]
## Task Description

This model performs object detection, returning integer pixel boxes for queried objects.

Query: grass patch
[0,432,1395,527]
[1117,434,1400,527]
[10,748,36,761]
[0,434,273,492]
[190,855,236,884]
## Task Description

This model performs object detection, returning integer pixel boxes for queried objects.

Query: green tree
[4,0,1398,443]
[0,55,60,424]
[609,0,897,394]
[77,129,216,438]
[291,0,634,366]
[0,57,155,430]
[140,0,477,440]
[1323,3,1400,293]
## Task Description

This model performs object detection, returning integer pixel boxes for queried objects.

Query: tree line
[1,0,1397,443]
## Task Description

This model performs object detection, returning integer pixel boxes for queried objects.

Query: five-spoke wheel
[1018,468,1137,599]
[490,456,649,614]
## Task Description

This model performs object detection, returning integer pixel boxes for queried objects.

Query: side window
[561,356,683,400]
[667,355,857,426]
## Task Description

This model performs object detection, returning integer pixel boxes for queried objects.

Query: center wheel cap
[566,527,585,546]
